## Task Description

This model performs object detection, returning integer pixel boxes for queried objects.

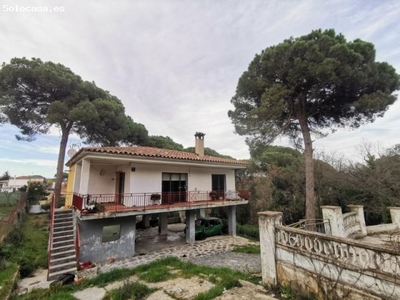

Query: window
[102,225,121,242]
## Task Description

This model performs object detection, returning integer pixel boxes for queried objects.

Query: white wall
[77,160,238,195]
[87,165,116,195]
[8,178,29,188]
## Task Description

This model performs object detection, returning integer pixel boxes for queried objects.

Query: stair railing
[75,223,80,270]
[47,193,56,280]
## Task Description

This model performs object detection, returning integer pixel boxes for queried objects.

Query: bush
[237,224,259,240]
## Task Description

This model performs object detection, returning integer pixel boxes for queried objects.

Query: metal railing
[287,219,331,234]
[47,194,56,280]
[72,189,248,215]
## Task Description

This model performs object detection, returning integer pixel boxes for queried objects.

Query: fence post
[348,204,367,236]
[258,211,282,286]
[389,207,400,228]
[321,206,345,237]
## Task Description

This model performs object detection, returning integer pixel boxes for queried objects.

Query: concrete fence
[259,208,400,300]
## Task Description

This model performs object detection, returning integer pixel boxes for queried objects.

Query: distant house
[64,132,250,263]
[6,175,45,190]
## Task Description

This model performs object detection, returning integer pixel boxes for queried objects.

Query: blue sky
[0,0,399,178]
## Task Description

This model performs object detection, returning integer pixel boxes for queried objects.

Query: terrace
[71,189,249,219]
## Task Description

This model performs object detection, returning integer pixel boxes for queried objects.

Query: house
[63,132,249,264]
[5,175,45,191]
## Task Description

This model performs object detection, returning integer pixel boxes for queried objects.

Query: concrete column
[185,210,196,244]
[389,207,400,228]
[227,206,237,236]
[79,159,91,195]
[132,216,136,255]
[159,213,168,235]
[258,211,282,286]
[74,163,82,193]
[348,205,367,236]
[179,211,185,223]
[143,215,151,228]
[321,206,344,237]
[199,209,206,218]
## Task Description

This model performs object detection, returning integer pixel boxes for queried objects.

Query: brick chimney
[194,132,206,156]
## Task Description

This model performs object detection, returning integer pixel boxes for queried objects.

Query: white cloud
[0,0,399,175]
[0,158,57,167]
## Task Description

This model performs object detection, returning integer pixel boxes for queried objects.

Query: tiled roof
[68,146,249,166]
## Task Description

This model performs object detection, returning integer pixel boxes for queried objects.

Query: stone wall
[259,210,400,300]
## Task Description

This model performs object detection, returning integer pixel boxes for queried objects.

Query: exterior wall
[65,165,76,206]
[74,163,82,193]
[87,165,116,195]
[8,178,29,189]
[77,215,136,263]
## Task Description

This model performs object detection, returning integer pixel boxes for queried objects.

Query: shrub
[237,224,259,240]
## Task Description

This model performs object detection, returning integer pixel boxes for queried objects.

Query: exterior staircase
[47,208,77,281]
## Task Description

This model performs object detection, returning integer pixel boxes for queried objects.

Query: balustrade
[276,226,400,277]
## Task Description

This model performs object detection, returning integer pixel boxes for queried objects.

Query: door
[162,173,187,204]
[212,174,225,200]
[115,172,125,204]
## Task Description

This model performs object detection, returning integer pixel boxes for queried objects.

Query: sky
[0,0,399,178]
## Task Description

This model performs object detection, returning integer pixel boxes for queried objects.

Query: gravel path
[98,235,261,274]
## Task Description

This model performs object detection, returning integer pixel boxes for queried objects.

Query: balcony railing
[72,190,248,215]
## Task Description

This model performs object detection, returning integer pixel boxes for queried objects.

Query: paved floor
[18,223,262,297]
[102,222,261,274]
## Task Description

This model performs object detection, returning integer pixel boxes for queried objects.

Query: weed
[103,281,156,300]
[0,262,19,300]
[232,244,260,254]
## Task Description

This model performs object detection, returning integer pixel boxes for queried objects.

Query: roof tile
[72,146,249,166]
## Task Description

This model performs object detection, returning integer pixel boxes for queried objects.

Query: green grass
[103,281,156,300]
[237,224,260,240]
[12,257,261,300]
[0,192,21,217]
[1,214,49,278]
[0,262,19,300]
[232,244,260,254]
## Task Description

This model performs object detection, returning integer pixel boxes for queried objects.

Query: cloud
[0,158,57,167]
[0,0,399,175]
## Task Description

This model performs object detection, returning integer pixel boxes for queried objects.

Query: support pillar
[159,213,168,236]
[321,206,344,237]
[258,211,282,285]
[79,159,90,195]
[199,209,206,218]
[389,207,400,228]
[227,206,236,236]
[179,211,185,223]
[185,210,196,244]
[348,205,367,236]
[143,215,151,228]
[132,216,136,255]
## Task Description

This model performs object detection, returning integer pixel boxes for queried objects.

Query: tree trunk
[54,127,70,208]
[298,113,315,222]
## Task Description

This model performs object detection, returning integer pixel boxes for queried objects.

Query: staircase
[48,208,77,281]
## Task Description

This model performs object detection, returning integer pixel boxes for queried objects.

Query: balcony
[71,190,249,218]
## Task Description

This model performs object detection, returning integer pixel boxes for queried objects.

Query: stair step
[54,226,73,232]
[49,260,77,271]
[53,239,74,248]
[51,244,75,254]
[48,267,77,281]
[53,221,73,227]
[54,214,73,220]
[53,232,74,240]
[51,248,75,258]
[53,234,74,243]
[50,255,76,266]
